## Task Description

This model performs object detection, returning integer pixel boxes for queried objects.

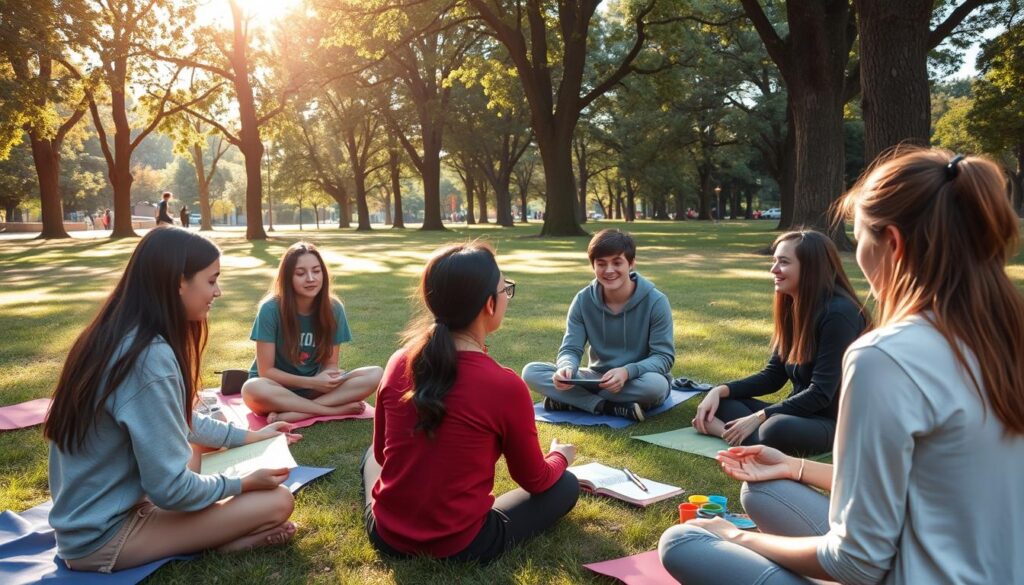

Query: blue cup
[709,495,728,513]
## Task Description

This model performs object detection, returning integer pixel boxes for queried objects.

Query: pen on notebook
[622,467,648,492]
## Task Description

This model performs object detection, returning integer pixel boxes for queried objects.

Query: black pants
[716,398,835,457]
[361,448,579,563]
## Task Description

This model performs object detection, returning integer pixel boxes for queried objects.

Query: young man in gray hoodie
[523,229,675,421]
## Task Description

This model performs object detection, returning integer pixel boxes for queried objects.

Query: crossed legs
[242,366,383,423]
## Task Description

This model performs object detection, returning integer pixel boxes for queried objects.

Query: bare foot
[266,412,280,423]
[339,401,367,415]
[704,417,727,437]
[218,521,297,553]
[271,411,315,423]
[273,402,365,423]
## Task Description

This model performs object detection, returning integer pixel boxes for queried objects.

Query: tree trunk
[576,141,589,224]
[29,134,70,239]
[495,180,514,226]
[652,196,669,220]
[229,0,266,240]
[673,190,686,221]
[518,183,529,222]
[777,105,797,229]
[790,87,848,245]
[345,131,372,231]
[353,174,372,231]
[698,164,713,220]
[741,0,854,246]
[745,190,754,219]
[419,123,445,230]
[856,0,932,164]
[477,180,489,224]
[730,189,740,219]
[624,180,637,222]
[389,148,405,228]
[324,184,351,229]
[382,191,392,225]
[464,172,476,224]
[190,145,214,231]
[537,128,586,236]
[108,79,137,238]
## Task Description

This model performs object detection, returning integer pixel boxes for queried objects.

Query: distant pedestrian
[156,191,174,225]
[102,209,111,230]
[180,205,190,228]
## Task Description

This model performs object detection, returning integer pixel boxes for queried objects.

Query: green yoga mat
[633,427,729,459]
[633,427,832,462]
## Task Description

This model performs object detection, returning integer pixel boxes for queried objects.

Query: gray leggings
[521,362,670,413]
[658,479,833,585]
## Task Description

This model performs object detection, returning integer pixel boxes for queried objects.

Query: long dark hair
[45,227,221,453]
[836,147,1024,434]
[401,242,501,437]
[265,242,338,367]
[770,230,870,364]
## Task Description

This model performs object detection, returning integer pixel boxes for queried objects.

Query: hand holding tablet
[555,377,605,391]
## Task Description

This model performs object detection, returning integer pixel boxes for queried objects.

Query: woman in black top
[693,230,870,456]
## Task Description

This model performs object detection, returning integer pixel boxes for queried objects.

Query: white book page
[200,435,297,477]
[602,476,681,501]
[567,462,631,490]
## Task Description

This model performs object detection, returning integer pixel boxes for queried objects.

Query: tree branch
[929,0,997,49]
[580,0,661,110]
[738,0,788,71]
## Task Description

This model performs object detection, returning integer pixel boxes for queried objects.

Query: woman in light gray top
[659,149,1024,584]
[46,228,301,573]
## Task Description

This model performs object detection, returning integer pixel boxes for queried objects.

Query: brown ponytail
[837,147,1024,434]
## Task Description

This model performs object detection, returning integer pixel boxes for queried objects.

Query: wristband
[797,458,806,482]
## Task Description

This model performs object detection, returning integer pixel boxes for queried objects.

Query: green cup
[698,503,724,518]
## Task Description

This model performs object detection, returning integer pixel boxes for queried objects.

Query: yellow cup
[688,495,709,506]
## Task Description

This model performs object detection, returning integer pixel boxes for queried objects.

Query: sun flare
[194,0,304,29]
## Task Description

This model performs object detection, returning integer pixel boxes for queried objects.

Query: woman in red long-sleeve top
[361,242,579,562]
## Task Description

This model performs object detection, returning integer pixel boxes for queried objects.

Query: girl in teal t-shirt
[242,242,382,423]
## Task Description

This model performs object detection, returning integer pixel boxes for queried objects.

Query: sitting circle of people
[41,146,1023,582]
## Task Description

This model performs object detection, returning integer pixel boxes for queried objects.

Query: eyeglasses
[500,278,516,299]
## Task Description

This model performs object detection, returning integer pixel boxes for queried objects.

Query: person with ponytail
[46,227,299,573]
[241,242,382,423]
[692,230,870,456]
[362,242,579,562]
[659,148,1024,584]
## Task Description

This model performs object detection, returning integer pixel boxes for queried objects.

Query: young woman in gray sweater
[46,227,301,573]
[660,149,1024,584]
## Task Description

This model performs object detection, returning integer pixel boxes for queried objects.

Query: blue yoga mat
[0,465,334,585]
[533,387,703,428]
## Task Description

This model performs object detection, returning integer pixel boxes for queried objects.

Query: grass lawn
[2,220,1022,584]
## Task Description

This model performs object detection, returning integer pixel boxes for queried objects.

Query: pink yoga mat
[213,392,373,431]
[583,550,677,585]
[0,399,51,431]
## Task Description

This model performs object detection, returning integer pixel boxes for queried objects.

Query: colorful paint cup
[688,495,709,506]
[698,503,724,518]
[678,502,699,524]
[709,495,728,513]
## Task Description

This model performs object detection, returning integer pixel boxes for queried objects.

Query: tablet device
[556,378,605,390]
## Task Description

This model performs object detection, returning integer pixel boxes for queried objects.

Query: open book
[200,434,297,477]
[568,462,683,507]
